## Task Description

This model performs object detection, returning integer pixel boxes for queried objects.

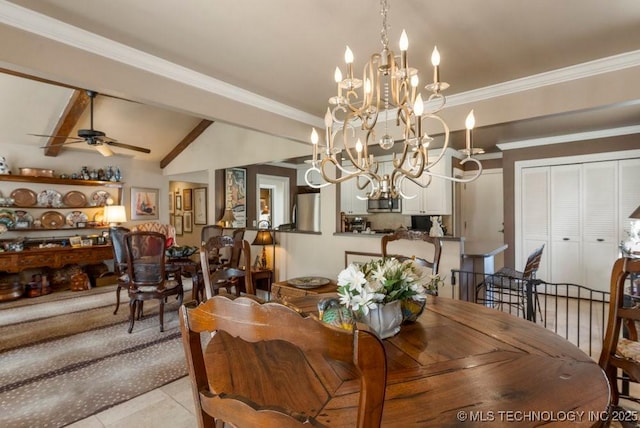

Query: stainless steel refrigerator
[294,193,321,232]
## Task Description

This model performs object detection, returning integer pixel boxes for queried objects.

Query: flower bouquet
[336,257,443,338]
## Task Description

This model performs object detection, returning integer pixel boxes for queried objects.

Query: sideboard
[0,244,113,273]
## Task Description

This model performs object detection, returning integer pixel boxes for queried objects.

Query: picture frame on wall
[130,187,159,220]
[168,191,174,214]
[170,214,175,227]
[193,187,207,225]
[184,211,192,233]
[175,215,183,236]
[175,194,182,211]
[225,168,246,227]
[183,188,193,211]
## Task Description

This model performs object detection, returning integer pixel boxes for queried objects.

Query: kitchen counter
[459,241,508,302]
[334,232,462,241]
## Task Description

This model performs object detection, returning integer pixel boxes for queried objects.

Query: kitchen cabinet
[401,150,452,215]
[340,175,368,215]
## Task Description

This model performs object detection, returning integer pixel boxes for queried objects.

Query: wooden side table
[251,268,273,296]
[270,279,337,301]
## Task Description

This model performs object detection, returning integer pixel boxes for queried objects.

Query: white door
[461,169,504,269]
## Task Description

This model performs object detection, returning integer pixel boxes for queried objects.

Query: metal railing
[447,270,610,358]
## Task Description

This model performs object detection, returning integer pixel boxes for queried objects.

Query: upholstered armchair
[131,222,177,247]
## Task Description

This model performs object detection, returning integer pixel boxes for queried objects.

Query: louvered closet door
[521,166,549,280]
[550,164,582,284]
[619,159,640,243]
[582,161,618,291]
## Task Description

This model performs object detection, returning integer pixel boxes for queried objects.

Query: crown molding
[496,125,640,151]
[2,0,639,129]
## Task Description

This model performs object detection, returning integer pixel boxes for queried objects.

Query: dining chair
[381,230,443,275]
[476,244,545,320]
[599,257,640,407]
[109,226,130,315]
[199,235,254,299]
[125,231,184,333]
[200,225,223,266]
[131,222,178,247]
[179,295,387,428]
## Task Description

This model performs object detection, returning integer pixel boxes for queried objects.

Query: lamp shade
[252,230,274,246]
[103,205,127,224]
[218,209,235,223]
[630,205,640,219]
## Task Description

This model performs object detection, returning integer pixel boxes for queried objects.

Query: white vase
[361,300,403,339]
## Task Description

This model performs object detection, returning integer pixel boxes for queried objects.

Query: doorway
[256,174,290,228]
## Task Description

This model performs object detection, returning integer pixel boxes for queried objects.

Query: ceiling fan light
[95,144,114,157]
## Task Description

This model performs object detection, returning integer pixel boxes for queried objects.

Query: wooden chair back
[109,226,130,276]
[179,295,387,427]
[381,230,442,274]
[599,257,640,405]
[200,237,254,299]
[125,231,167,289]
[132,222,177,246]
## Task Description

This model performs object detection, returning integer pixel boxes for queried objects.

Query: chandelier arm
[425,92,446,115]
[421,158,483,184]
[304,165,332,189]
[396,175,418,200]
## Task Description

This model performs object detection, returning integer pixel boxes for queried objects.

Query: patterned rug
[0,283,192,427]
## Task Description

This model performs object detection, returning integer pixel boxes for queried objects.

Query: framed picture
[175,215,183,236]
[175,194,182,211]
[194,187,207,225]
[225,168,246,227]
[184,211,193,233]
[168,192,174,213]
[131,187,159,220]
[183,188,193,211]
[169,214,175,227]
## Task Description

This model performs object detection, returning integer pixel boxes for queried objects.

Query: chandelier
[304,0,483,200]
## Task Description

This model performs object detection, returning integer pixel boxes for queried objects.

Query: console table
[0,245,113,273]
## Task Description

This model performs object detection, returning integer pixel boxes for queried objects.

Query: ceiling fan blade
[29,133,83,141]
[39,141,86,149]
[105,141,151,154]
[93,144,114,157]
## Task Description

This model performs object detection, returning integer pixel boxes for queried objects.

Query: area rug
[0,283,192,427]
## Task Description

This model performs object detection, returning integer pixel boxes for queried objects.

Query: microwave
[367,197,401,213]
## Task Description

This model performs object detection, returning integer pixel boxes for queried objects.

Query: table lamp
[218,208,235,227]
[103,205,127,226]
[252,228,274,269]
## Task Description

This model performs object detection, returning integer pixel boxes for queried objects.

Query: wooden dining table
[206,294,611,427]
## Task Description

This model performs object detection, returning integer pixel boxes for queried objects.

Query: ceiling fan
[32,90,151,157]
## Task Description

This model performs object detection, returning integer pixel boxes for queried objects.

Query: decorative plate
[37,189,63,208]
[89,190,111,207]
[288,276,331,289]
[40,211,65,229]
[62,191,87,208]
[0,209,15,228]
[66,211,89,227]
[10,188,37,207]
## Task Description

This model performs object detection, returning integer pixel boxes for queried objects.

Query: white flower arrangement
[337,257,442,315]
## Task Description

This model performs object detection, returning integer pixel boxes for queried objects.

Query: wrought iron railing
[447,270,610,358]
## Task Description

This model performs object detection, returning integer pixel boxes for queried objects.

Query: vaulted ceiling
[0,0,639,165]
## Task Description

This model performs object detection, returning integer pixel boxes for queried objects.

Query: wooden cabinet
[0,245,113,273]
[0,175,123,233]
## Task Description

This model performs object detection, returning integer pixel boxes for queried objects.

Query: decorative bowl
[165,245,197,258]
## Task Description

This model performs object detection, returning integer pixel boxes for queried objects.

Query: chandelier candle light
[305,0,483,200]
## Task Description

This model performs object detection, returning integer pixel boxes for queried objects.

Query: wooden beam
[44,89,90,157]
[160,119,213,168]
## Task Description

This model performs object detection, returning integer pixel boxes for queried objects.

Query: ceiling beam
[44,89,90,157]
[160,119,213,168]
